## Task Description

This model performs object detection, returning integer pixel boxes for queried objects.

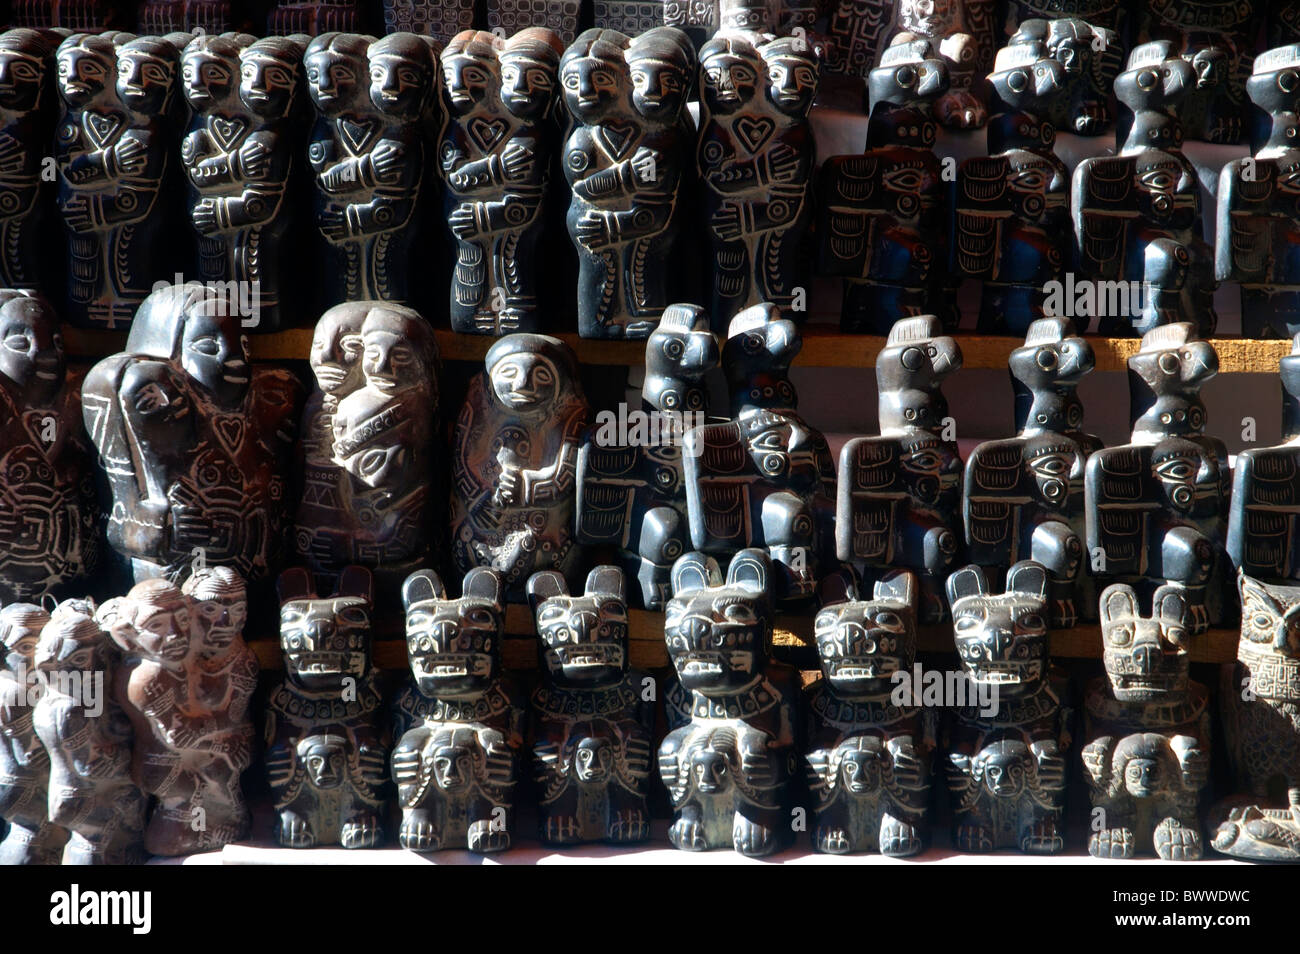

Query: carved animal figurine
[307,31,438,309]
[956,43,1070,335]
[390,567,523,853]
[0,30,56,289]
[0,603,68,864]
[562,27,694,339]
[838,315,963,623]
[266,566,388,849]
[697,32,817,325]
[577,302,718,609]
[1072,41,1217,336]
[1085,323,1229,635]
[1006,18,1124,136]
[1083,583,1210,860]
[32,599,146,864]
[0,290,101,604]
[1217,44,1300,339]
[82,283,303,585]
[818,41,954,334]
[943,561,1070,853]
[658,549,799,856]
[451,334,590,598]
[965,318,1100,628]
[806,570,934,856]
[440,28,562,336]
[684,303,835,604]
[55,33,184,330]
[527,566,653,844]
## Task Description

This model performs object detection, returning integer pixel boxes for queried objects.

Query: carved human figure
[1072,41,1217,336]
[82,282,303,584]
[806,570,934,855]
[943,562,1069,853]
[451,333,590,598]
[266,566,387,848]
[1083,583,1209,860]
[577,302,719,610]
[658,550,799,856]
[697,33,817,324]
[684,303,835,604]
[838,315,962,623]
[527,566,653,844]
[1006,18,1124,136]
[439,28,562,335]
[0,30,56,289]
[55,33,182,330]
[32,599,146,864]
[1085,323,1229,635]
[818,41,953,333]
[0,603,68,864]
[965,318,1100,628]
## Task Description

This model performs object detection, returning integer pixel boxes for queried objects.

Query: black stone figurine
[0,29,56,289]
[964,318,1101,628]
[392,567,524,853]
[1006,18,1124,137]
[1085,323,1229,634]
[943,561,1070,853]
[527,565,653,845]
[838,315,963,623]
[683,303,835,604]
[806,569,934,855]
[266,566,388,849]
[1083,583,1209,860]
[577,302,718,609]
[658,549,799,856]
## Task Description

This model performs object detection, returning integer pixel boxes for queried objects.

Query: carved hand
[447,203,480,239]
[710,202,743,241]
[574,210,613,249]
[500,142,535,183]
[191,198,220,234]
[112,137,147,176]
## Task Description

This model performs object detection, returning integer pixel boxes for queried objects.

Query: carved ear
[335,566,373,603]
[1005,560,1048,602]
[1099,583,1139,625]
[945,565,988,606]
[585,565,626,603]
[671,552,721,596]
[277,567,316,604]
[402,569,446,610]
[873,570,917,610]
[726,548,770,595]
[1152,584,1188,630]
[462,567,504,610]
[819,568,857,607]
[527,570,568,614]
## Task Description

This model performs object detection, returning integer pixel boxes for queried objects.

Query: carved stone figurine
[391,567,524,852]
[0,30,56,289]
[1083,583,1209,860]
[818,41,953,334]
[1085,323,1229,634]
[697,32,818,324]
[527,566,654,844]
[684,303,836,604]
[838,315,963,623]
[1006,18,1124,137]
[295,301,439,608]
[1217,44,1300,339]
[943,561,1070,853]
[82,283,303,585]
[562,28,694,339]
[806,570,934,856]
[965,318,1101,628]
[658,549,799,856]
[32,599,147,864]
[440,28,562,336]
[97,568,257,856]
[451,334,590,598]
[1072,41,1217,337]
[266,567,388,849]
[307,31,439,309]
[956,43,1070,336]
[55,33,183,330]
[577,302,719,610]
[0,290,101,604]
[0,603,68,864]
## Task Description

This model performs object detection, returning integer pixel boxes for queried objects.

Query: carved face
[306,48,364,114]
[1119,56,1192,112]
[1012,333,1094,393]
[764,52,816,118]
[240,49,296,118]
[300,736,347,789]
[125,596,192,667]
[1190,48,1229,90]
[815,598,913,698]
[1099,585,1190,701]
[953,593,1047,697]
[1240,575,1300,658]
[442,51,497,113]
[627,54,687,122]
[0,301,62,403]
[573,737,612,783]
[690,744,732,794]
[405,597,500,696]
[899,0,954,37]
[360,313,421,397]
[181,310,250,409]
[309,310,364,395]
[489,352,557,414]
[0,46,45,112]
[432,743,472,792]
[57,45,112,107]
[116,48,174,114]
[500,52,554,119]
[978,742,1028,797]
[0,606,48,675]
[183,49,237,111]
[535,592,628,686]
[665,585,765,693]
[1131,339,1216,408]
[561,54,625,122]
[188,587,246,657]
[369,50,427,117]
[1124,755,1161,798]
[33,613,104,677]
[838,740,883,794]
[702,51,758,114]
[880,334,961,432]
[280,596,370,693]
